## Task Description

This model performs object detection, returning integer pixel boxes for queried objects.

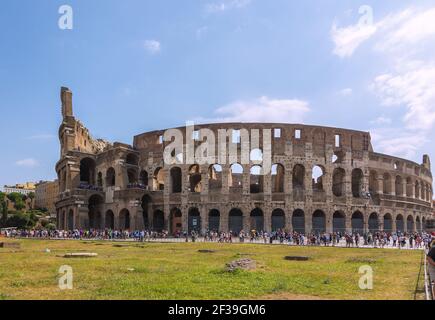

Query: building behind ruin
[55,87,434,234]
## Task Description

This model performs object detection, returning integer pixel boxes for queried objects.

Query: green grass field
[0,238,425,300]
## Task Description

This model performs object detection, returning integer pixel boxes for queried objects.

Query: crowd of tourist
[2,227,434,250]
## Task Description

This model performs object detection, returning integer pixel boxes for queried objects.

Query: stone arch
[88,194,103,229]
[153,167,165,191]
[383,213,392,232]
[292,209,305,234]
[292,164,305,189]
[332,168,345,197]
[127,168,138,184]
[105,210,114,229]
[368,212,379,233]
[229,163,243,190]
[170,208,182,234]
[80,157,96,185]
[312,165,325,191]
[351,211,364,234]
[406,215,414,233]
[106,167,116,187]
[170,167,182,193]
[406,177,413,197]
[395,176,403,196]
[383,173,392,194]
[126,153,139,166]
[250,165,263,193]
[189,165,202,193]
[271,209,285,231]
[97,172,103,187]
[208,164,223,191]
[333,211,346,233]
[369,171,378,194]
[153,209,165,232]
[416,216,421,232]
[351,168,363,198]
[271,164,285,193]
[119,209,130,230]
[250,208,264,231]
[208,209,220,232]
[229,208,243,234]
[312,210,326,233]
[396,214,404,233]
[139,170,148,187]
[67,209,74,230]
[141,195,151,229]
[188,207,201,233]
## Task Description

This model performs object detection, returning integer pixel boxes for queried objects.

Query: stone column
[326,212,333,233]
[377,175,384,195]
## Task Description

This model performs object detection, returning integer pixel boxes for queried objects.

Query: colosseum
[56,87,433,234]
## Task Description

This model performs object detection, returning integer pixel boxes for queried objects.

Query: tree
[0,201,7,227]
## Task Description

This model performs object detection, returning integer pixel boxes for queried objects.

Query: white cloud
[370,128,427,160]
[370,116,392,125]
[15,158,39,168]
[205,0,251,13]
[143,40,161,54]
[331,22,377,58]
[372,61,435,131]
[338,88,353,96]
[198,96,310,123]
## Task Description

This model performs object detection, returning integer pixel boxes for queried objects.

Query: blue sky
[1,0,435,187]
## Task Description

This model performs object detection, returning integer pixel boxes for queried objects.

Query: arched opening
[271,164,285,193]
[383,173,391,194]
[383,213,392,232]
[153,210,165,232]
[369,171,378,194]
[332,168,345,197]
[250,165,263,193]
[395,176,403,196]
[97,172,103,187]
[170,167,182,193]
[139,170,148,187]
[271,209,285,231]
[127,168,138,184]
[351,168,363,198]
[105,210,114,229]
[416,216,421,232]
[292,164,305,189]
[126,153,139,166]
[88,194,103,229]
[312,166,325,191]
[80,158,96,185]
[188,207,201,233]
[250,208,264,232]
[407,215,414,233]
[119,209,130,230]
[406,177,412,197]
[67,209,74,230]
[312,210,326,233]
[189,165,202,193]
[208,209,220,232]
[351,211,364,234]
[141,195,151,229]
[229,208,243,234]
[333,211,346,233]
[229,163,243,191]
[153,168,165,191]
[292,209,305,234]
[106,167,116,187]
[368,212,379,233]
[396,214,404,233]
[414,181,420,199]
[208,164,222,191]
[170,208,182,234]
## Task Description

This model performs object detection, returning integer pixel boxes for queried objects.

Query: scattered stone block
[226,258,256,272]
[284,256,310,261]
[0,242,21,249]
[62,253,98,258]
[198,249,216,253]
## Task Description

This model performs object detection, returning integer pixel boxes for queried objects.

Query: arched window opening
[271,164,285,193]
[153,168,165,191]
[292,164,305,189]
[170,167,182,193]
[312,166,325,191]
[352,169,363,198]
[208,164,222,190]
[250,165,263,193]
[189,165,202,193]
[332,168,345,197]
[106,167,116,187]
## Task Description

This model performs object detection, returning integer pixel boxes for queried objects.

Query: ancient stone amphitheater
[56,87,433,234]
